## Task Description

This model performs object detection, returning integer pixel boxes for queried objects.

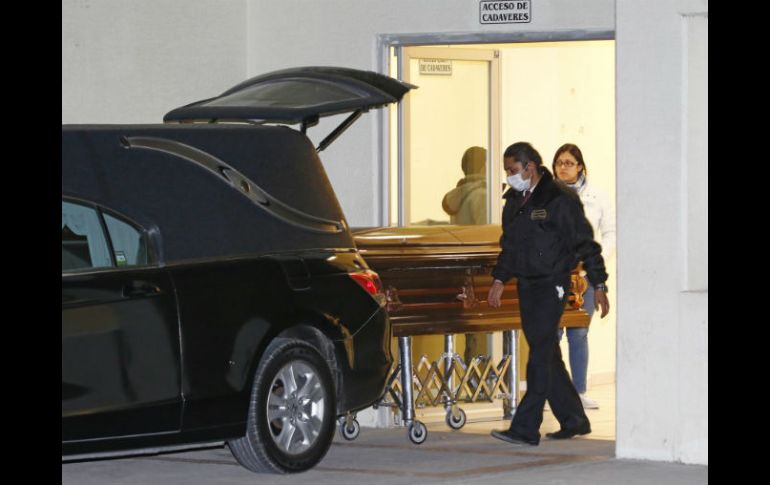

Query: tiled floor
[418,381,616,440]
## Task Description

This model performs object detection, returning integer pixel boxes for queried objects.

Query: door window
[103,212,148,267]
[62,200,148,271]
[61,201,112,271]
[392,47,501,226]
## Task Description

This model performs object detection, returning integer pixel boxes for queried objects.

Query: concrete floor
[62,383,708,484]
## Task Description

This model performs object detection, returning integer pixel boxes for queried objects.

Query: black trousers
[509,273,590,441]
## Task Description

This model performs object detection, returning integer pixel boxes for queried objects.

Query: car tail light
[349,270,384,300]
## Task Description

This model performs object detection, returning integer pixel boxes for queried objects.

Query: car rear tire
[228,338,335,473]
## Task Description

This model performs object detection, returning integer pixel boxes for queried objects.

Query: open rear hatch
[164,66,416,150]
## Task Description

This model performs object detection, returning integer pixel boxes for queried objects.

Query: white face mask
[507,172,531,192]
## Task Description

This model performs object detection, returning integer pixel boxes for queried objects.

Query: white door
[392,46,501,226]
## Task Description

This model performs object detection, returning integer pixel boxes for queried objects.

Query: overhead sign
[479,1,531,24]
[419,59,453,76]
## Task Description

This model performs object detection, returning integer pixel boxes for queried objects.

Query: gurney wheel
[408,421,428,445]
[340,418,360,441]
[446,408,466,430]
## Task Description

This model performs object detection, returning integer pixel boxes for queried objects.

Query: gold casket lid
[352,224,501,248]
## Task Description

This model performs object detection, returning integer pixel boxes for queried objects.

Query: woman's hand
[594,289,610,318]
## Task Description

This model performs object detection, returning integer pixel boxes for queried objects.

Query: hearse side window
[61,201,112,271]
[102,212,148,267]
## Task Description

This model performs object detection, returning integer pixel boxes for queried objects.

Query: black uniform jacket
[491,167,607,286]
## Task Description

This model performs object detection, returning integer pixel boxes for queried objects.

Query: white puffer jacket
[571,175,616,258]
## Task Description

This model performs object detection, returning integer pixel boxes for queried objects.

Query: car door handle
[122,281,162,298]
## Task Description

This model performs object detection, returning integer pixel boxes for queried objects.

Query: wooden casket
[351,225,591,442]
[353,224,590,338]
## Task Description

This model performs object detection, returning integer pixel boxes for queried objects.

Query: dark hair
[552,143,588,178]
[503,142,542,167]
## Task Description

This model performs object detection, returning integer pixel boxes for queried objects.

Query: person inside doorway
[442,146,489,366]
[551,143,616,410]
[442,146,487,225]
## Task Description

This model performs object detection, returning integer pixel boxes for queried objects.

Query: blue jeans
[557,282,595,394]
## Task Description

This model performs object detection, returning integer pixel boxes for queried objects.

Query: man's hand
[487,279,505,308]
[594,289,610,318]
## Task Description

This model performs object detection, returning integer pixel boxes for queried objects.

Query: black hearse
[62,67,414,473]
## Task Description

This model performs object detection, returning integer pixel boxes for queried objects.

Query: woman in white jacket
[551,143,616,409]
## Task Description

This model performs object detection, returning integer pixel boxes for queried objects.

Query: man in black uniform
[487,142,609,446]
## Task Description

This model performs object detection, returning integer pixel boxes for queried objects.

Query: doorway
[386,39,617,426]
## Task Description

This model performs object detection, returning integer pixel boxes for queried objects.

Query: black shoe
[490,429,539,446]
[545,422,591,440]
